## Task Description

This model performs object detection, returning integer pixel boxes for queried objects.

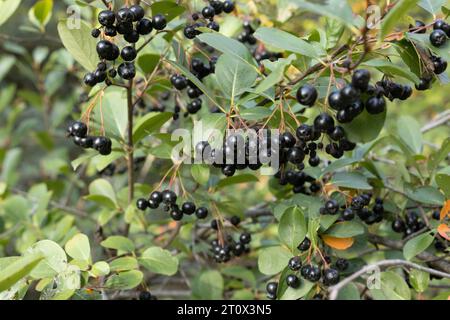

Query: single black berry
[195,207,209,219]
[288,256,302,271]
[130,5,145,22]
[136,18,153,35]
[152,14,167,30]
[121,46,137,61]
[296,84,318,107]
[430,29,447,47]
[136,198,149,211]
[286,274,300,288]
[298,237,311,251]
[181,202,196,215]
[98,10,116,27]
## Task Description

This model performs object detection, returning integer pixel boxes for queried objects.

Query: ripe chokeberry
[365,96,386,114]
[181,202,196,215]
[328,91,343,110]
[325,199,339,215]
[71,121,88,138]
[118,62,136,80]
[240,232,251,244]
[314,113,335,133]
[162,190,177,204]
[296,84,318,107]
[298,237,311,251]
[98,10,116,26]
[352,69,371,91]
[322,268,340,286]
[117,8,134,23]
[335,258,349,271]
[433,56,448,74]
[266,282,278,296]
[195,207,209,219]
[202,6,215,19]
[223,1,235,13]
[149,191,162,204]
[152,14,167,30]
[136,198,149,211]
[342,208,355,221]
[121,46,137,61]
[288,256,302,271]
[286,274,300,288]
[184,25,197,39]
[93,136,112,155]
[130,5,145,21]
[136,18,153,35]
[124,30,140,43]
[430,29,447,47]
[91,28,101,38]
[170,207,183,221]
[230,215,241,226]
[392,218,406,233]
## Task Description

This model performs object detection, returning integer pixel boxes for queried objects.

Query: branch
[328,259,450,300]
[124,80,135,237]
[368,233,450,274]
[421,110,450,133]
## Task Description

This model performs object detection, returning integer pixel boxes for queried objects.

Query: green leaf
[418,0,447,14]
[133,112,172,143]
[215,53,258,98]
[150,1,185,22]
[397,116,423,154]
[381,0,419,39]
[371,271,412,300]
[254,55,296,94]
[337,283,360,300]
[258,246,292,275]
[428,138,450,173]
[95,87,128,140]
[191,165,210,185]
[403,232,434,260]
[88,178,117,207]
[101,236,135,253]
[253,27,322,58]
[91,261,110,277]
[240,107,273,121]
[436,168,450,198]
[280,279,314,300]
[362,59,420,84]
[137,54,161,75]
[57,19,98,71]
[192,270,224,300]
[109,257,138,272]
[405,186,445,206]
[139,247,179,276]
[293,0,361,31]
[0,253,44,292]
[197,33,255,65]
[409,269,429,293]
[64,233,91,263]
[330,172,372,190]
[26,240,67,279]
[29,0,53,30]
[0,0,21,27]
[221,266,256,287]
[342,109,386,143]
[278,207,307,252]
[105,270,143,290]
[325,221,365,238]
[216,174,259,190]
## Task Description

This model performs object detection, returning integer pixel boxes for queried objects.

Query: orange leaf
[441,200,450,220]
[437,224,450,241]
[322,235,354,250]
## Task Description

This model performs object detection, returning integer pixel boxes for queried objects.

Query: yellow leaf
[440,200,450,220]
[322,235,354,250]
[437,224,450,241]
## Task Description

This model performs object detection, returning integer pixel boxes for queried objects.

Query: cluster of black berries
[266,237,349,299]
[392,211,426,237]
[209,228,251,263]
[238,21,257,45]
[376,79,413,101]
[136,190,209,221]
[430,19,449,47]
[275,170,321,195]
[85,5,167,86]
[409,19,449,90]
[138,291,157,300]
[170,57,216,114]
[320,194,384,225]
[195,134,266,178]
[67,121,112,155]
[183,1,235,39]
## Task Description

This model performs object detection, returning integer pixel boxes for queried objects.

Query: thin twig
[328,259,450,300]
